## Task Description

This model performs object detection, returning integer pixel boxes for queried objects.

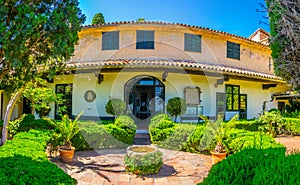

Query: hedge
[283,118,300,135]
[0,130,76,184]
[200,147,300,185]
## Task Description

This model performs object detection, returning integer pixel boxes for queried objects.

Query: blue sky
[78,0,270,38]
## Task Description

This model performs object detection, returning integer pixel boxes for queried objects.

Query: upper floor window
[227,41,240,60]
[184,33,201,52]
[102,31,119,50]
[226,85,240,111]
[136,30,154,49]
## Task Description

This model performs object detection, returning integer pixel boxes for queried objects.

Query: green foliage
[149,114,172,130]
[258,111,284,137]
[159,124,197,151]
[166,97,187,122]
[149,119,176,143]
[226,129,283,153]
[44,111,83,149]
[200,147,300,185]
[105,124,135,145]
[233,120,260,131]
[124,149,163,175]
[137,18,145,22]
[0,1,85,91]
[7,114,35,139]
[0,130,76,184]
[200,115,237,153]
[23,79,65,117]
[283,118,300,135]
[92,12,105,24]
[105,99,126,117]
[185,125,207,153]
[285,98,300,114]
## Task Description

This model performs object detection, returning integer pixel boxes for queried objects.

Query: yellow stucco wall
[71,23,273,74]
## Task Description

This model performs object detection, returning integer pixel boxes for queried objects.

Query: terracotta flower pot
[59,147,75,163]
[210,151,227,164]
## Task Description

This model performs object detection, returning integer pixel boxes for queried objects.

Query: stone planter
[124,145,163,175]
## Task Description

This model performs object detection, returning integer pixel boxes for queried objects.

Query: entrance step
[133,131,151,145]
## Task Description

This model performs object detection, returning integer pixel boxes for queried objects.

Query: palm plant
[45,111,83,150]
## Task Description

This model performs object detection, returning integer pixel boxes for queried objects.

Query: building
[0,21,288,126]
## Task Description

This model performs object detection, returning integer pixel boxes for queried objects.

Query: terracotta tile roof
[83,21,269,47]
[67,59,284,82]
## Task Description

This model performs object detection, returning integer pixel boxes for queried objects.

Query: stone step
[133,138,151,145]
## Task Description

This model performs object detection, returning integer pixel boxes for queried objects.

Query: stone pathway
[53,147,212,185]
[275,136,300,154]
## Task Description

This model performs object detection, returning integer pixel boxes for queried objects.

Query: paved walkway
[53,147,212,185]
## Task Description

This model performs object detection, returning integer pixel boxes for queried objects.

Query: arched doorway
[124,75,165,123]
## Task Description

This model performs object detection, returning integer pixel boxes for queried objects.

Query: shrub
[124,146,163,175]
[149,119,176,143]
[159,124,196,151]
[233,120,260,131]
[257,111,284,137]
[7,114,35,139]
[105,124,134,145]
[166,97,187,122]
[149,114,172,130]
[283,118,300,135]
[226,129,283,153]
[105,99,126,117]
[200,147,287,185]
[185,125,207,153]
[0,130,76,184]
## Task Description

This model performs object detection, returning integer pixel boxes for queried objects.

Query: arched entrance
[124,75,165,125]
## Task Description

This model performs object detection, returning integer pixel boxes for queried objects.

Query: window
[184,33,201,52]
[227,41,240,60]
[102,31,119,50]
[136,30,154,49]
[55,84,73,119]
[226,85,240,111]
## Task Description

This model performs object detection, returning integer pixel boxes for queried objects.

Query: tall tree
[266,0,300,88]
[92,12,105,25]
[0,0,85,144]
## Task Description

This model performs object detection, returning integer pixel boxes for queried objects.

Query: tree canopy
[0,0,85,91]
[92,12,105,25]
[0,0,85,144]
[266,0,300,88]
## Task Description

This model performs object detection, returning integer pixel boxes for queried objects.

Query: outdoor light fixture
[94,73,104,84]
[162,71,168,82]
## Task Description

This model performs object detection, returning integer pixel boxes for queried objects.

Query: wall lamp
[94,72,104,84]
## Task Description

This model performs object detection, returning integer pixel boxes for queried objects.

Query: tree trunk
[1,90,23,145]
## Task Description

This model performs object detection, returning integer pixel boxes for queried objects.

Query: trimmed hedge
[0,130,76,184]
[73,116,137,150]
[200,147,300,185]
[233,120,260,131]
[149,114,175,143]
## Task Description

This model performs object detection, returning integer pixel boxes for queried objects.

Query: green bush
[149,114,172,130]
[226,129,283,153]
[0,130,76,184]
[105,124,135,145]
[257,112,284,137]
[105,99,126,117]
[283,118,300,135]
[185,125,207,153]
[200,147,287,185]
[149,119,176,143]
[159,124,196,151]
[233,120,260,131]
[166,97,187,122]
[124,148,163,175]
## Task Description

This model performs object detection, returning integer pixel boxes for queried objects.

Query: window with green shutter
[226,85,240,111]
[227,41,240,60]
[184,33,201,52]
[136,30,154,49]
[102,31,119,50]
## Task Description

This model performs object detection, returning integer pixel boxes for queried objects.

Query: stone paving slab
[53,147,212,185]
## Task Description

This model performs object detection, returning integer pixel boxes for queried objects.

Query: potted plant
[200,114,237,164]
[45,111,83,162]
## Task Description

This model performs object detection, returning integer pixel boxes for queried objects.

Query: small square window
[227,41,240,60]
[184,33,201,52]
[102,31,119,50]
[136,30,154,49]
